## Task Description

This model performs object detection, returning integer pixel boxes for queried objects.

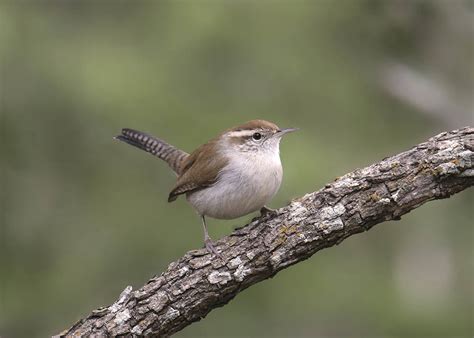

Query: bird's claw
[205,238,223,260]
[260,206,278,218]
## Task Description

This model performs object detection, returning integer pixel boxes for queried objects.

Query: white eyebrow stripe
[226,130,257,138]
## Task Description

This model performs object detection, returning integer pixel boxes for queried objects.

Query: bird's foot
[205,238,223,260]
[260,206,278,218]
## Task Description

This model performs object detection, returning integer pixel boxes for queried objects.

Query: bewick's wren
[115,120,297,256]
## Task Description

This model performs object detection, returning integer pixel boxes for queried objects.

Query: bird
[115,119,297,257]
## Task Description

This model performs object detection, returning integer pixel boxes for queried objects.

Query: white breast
[187,149,283,219]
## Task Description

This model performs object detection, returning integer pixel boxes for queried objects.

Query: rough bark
[60,127,474,337]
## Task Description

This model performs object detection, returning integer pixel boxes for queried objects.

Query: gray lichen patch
[246,251,256,260]
[317,203,346,233]
[178,266,190,277]
[391,189,401,202]
[228,256,242,269]
[189,256,212,269]
[208,270,232,285]
[148,291,169,313]
[270,249,284,269]
[234,264,252,282]
[333,203,346,215]
[287,202,309,223]
[114,309,131,325]
[319,203,346,222]
[458,150,473,164]
[332,175,361,189]
[434,149,473,176]
[319,204,346,219]
[175,273,202,293]
[459,169,474,177]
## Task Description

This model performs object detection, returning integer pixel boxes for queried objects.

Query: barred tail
[115,128,189,174]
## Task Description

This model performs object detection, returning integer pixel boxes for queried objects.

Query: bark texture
[61,127,473,337]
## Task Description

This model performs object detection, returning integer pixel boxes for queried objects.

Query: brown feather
[168,138,228,202]
[226,119,279,132]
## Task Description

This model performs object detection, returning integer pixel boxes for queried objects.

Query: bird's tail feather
[115,128,189,174]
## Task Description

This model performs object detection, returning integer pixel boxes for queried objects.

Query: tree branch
[60,127,474,337]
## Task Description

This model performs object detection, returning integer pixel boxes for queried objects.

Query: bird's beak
[276,127,299,137]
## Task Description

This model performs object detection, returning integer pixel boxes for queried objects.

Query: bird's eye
[252,132,262,140]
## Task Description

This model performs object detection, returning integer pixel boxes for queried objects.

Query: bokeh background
[1,1,473,337]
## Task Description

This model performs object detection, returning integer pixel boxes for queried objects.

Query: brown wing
[168,139,228,202]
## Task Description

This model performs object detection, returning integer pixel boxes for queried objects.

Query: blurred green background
[1,1,473,337]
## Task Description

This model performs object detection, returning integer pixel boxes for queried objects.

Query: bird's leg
[260,205,278,217]
[201,215,222,259]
